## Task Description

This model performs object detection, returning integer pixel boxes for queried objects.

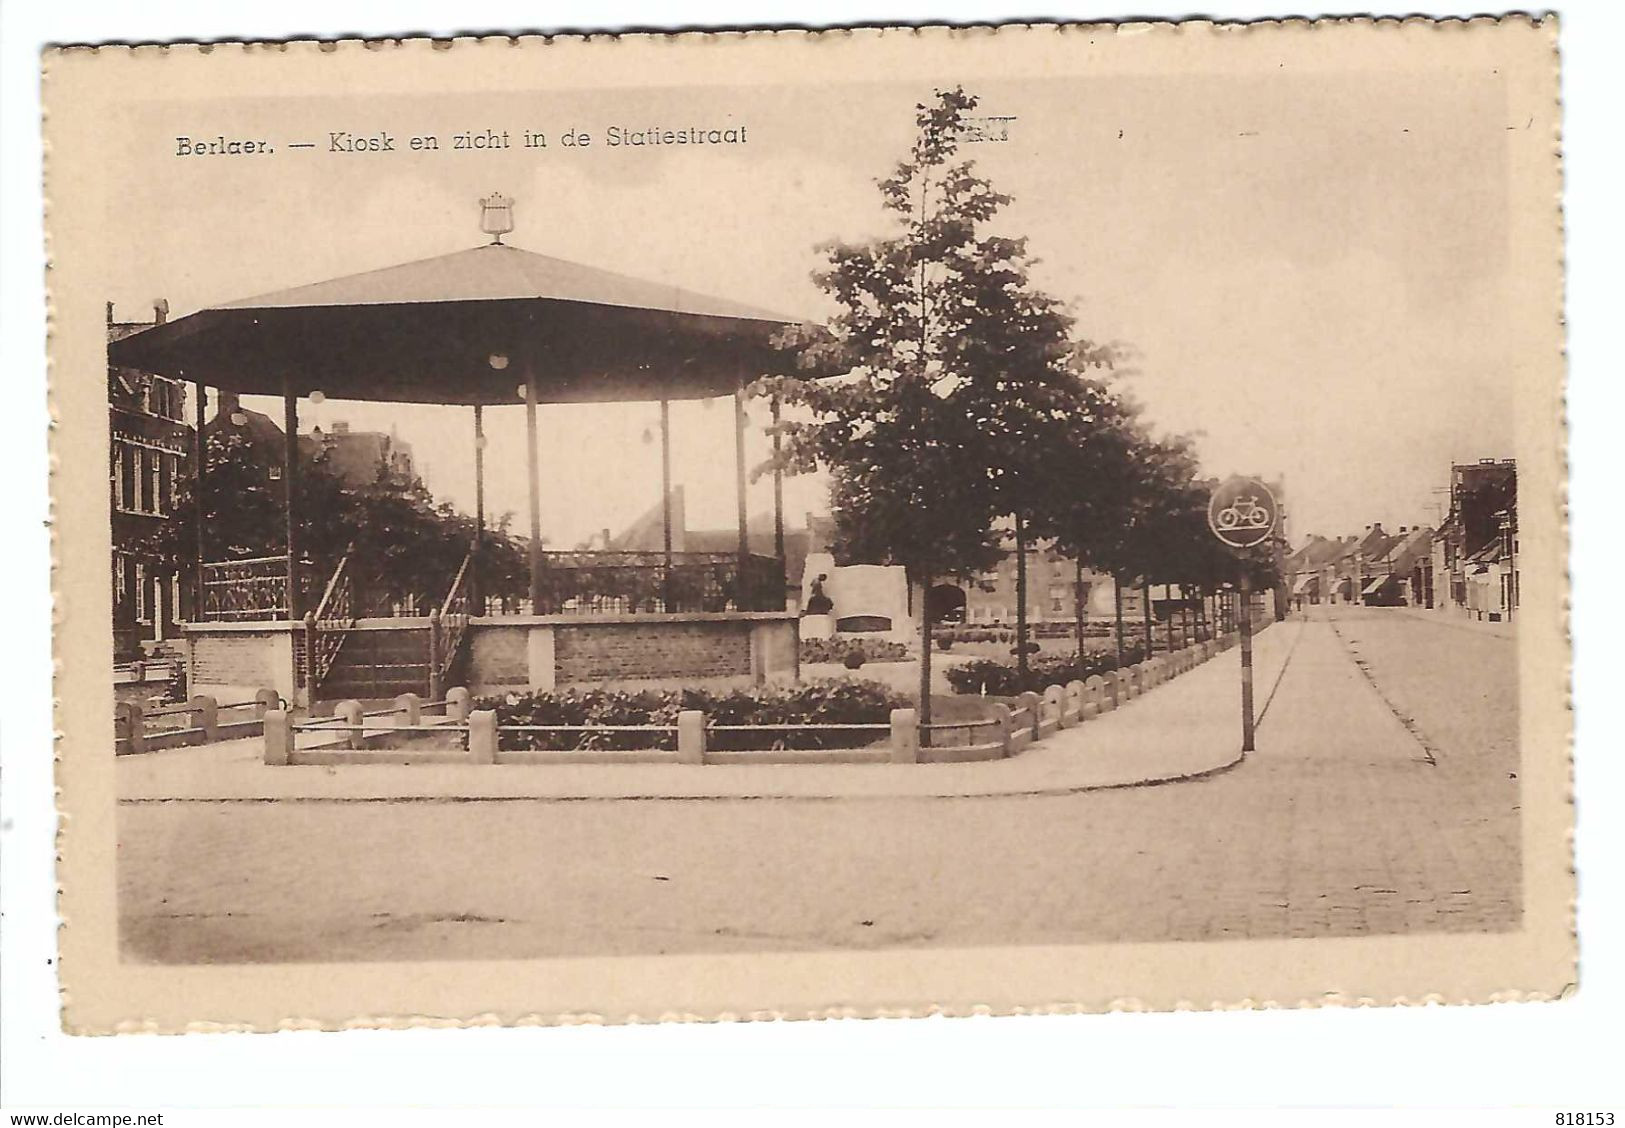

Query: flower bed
[944,644,1150,696]
[483,680,909,752]
[799,636,911,665]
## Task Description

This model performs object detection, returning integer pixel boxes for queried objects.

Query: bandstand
[110,196,812,706]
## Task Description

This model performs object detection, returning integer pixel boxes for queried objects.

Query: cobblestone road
[118,607,1520,963]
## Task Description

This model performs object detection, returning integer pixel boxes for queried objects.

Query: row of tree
[759,87,1280,726]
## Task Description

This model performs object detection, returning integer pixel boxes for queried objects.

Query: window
[149,451,163,515]
[162,453,177,512]
[135,447,150,512]
[115,443,135,511]
[134,562,148,622]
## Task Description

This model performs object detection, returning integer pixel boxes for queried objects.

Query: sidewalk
[117,621,1302,803]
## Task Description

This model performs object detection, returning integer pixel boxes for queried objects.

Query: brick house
[1431,458,1518,621]
[108,301,192,659]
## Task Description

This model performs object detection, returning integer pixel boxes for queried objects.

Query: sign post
[1207,476,1279,753]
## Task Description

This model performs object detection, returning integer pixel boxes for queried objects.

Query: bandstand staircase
[303,548,473,704]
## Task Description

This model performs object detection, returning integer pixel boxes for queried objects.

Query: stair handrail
[315,545,355,624]
[432,549,475,695]
[307,546,358,690]
[440,548,473,620]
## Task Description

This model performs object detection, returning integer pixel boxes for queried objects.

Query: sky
[103,68,1514,548]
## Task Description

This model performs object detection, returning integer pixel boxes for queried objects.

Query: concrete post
[336,699,365,751]
[1044,684,1068,729]
[677,709,706,765]
[992,702,1013,756]
[1018,691,1043,740]
[1083,675,1107,718]
[889,707,919,764]
[445,686,471,722]
[263,707,292,765]
[118,699,145,755]
[468,708,497,764]
[395,692,422,727]
[254,687,280,718]
[1065,681,1085,725]
[190,694,218,744]
[427,609,443,703]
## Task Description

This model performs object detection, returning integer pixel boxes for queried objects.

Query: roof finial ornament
[480,193,515,245]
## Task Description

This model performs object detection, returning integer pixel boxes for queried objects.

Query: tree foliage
[139,429,527,613]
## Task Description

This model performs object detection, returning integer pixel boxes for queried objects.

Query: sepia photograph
[41,16,1570,1031]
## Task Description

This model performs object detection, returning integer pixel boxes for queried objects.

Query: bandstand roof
[108,243,816,405]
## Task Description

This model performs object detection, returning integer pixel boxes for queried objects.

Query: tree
[142,429,517,617]
[763,87,1130,724]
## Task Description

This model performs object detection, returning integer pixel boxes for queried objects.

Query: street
[118,606,1520,963]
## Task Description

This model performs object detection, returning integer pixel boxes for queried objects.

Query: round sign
[1207,476,1279,548]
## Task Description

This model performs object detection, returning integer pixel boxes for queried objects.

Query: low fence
[116,689,282,755]
[261,628,1255,768]
[113,657,183,686]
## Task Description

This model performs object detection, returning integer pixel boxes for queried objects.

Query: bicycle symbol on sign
[1215,494,1273,531]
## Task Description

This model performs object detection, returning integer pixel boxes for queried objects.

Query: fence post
[1064,681,1085,726]
[445,686,470,722]
[395,692,422,727]
[336,699,365,751]
[992,702,1013,757]
[1044,684,1068,729]
[677,709,706,765]
[427,610,443,703]
[190,694,218,745]
[303,611,318,692]
[1083,675,1107,718]
[118,699,145,755]
[889,707,919,764]
[468,708,497,764]
[1018,691,1043,740]
[263,708,292,765]
[254,687,280,718]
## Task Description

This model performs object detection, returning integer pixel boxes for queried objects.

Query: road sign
[1207,475,1279,549]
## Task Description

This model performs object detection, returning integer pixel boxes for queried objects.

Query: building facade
[1430,458,1518,622]
[108,301,193,658]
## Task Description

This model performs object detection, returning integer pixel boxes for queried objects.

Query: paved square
[118,607,1519,963]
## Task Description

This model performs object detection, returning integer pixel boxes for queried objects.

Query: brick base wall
[555,622,751,684]
[192,633,276,688]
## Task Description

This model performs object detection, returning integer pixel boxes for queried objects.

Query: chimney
[153,298,169,325]
[216,390,240,421]
[105,301,114,325]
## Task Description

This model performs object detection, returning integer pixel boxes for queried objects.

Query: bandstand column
[771,394,785,563]
[192,379,207,619]
[524,369,544,613]
[660,398,673,608]
[281,378,300,620]
[472,404,486,615]
[733,383,749,600]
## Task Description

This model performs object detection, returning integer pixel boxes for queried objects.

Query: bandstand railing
[200,555,290,621]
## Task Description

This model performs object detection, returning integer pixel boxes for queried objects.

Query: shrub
[842,649,866,670]
[936,636,953,651]
[481,679,908,752]
[943,645,1149,696]
[800,636,909,664]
